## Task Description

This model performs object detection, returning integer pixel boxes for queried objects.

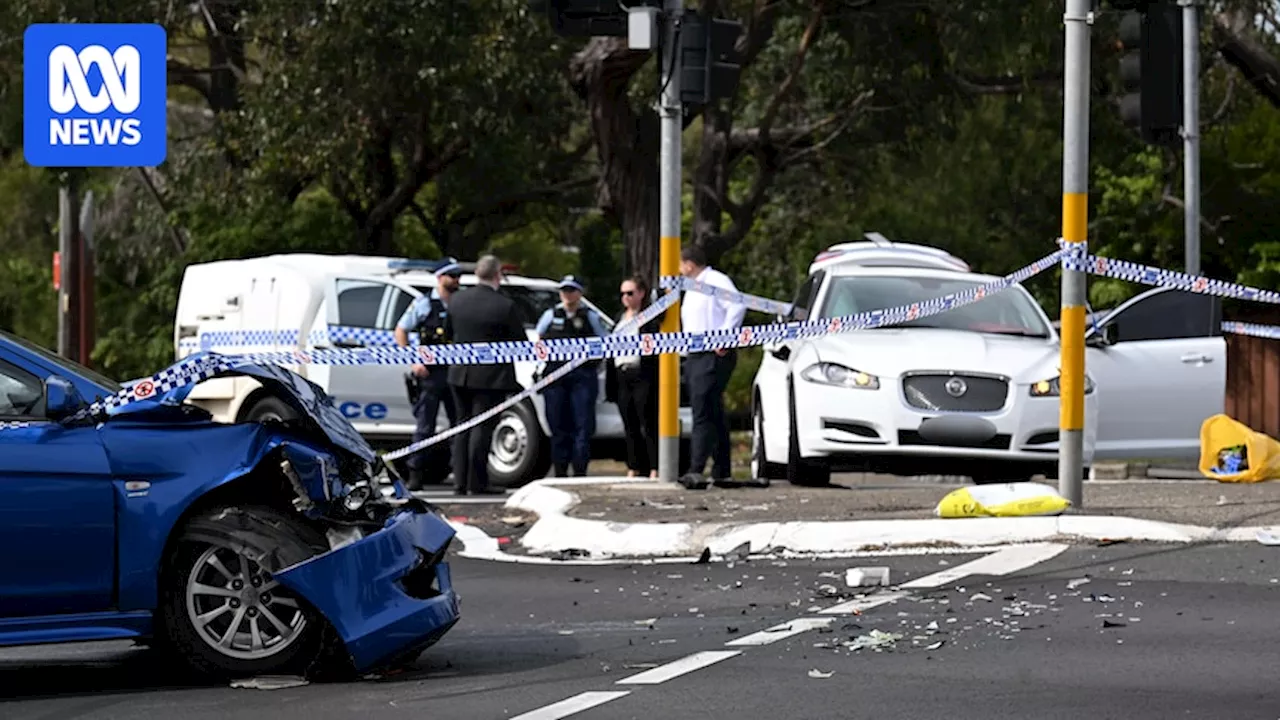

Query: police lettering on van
[337,401,388,421]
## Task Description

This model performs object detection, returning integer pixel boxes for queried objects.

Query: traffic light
[679,11,744,106]
[527,0,660,38]
[1116,1,1183,145]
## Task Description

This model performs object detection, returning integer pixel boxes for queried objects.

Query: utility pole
[656,0,684,484]
[56,176,80,362]
[1181,0,1200,275]
[1059,0,1092,508]
[79,190,96,367]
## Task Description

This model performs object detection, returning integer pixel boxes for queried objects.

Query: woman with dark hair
[614,275,661,478]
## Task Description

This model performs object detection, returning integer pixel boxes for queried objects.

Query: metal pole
[657,0,684,484]
[1059,0,1092,508]
[57,182,75,359]
[79,190,96,367]
[1181,0,1200,275]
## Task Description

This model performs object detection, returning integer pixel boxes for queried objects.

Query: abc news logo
[48,44,143,147]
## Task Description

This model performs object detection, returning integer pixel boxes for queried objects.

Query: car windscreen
[818,276,1052,338]
[0,329,123,391]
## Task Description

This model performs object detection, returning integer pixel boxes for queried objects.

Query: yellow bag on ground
[1198,414,1280,483]
[935,482,1071,519]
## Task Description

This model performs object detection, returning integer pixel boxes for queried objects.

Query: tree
[232,0,588,256]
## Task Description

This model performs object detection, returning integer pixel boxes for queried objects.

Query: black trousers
[686,349,737,479]
[616,364,658,475]
[449,386,508,493]
[409,374,456,481]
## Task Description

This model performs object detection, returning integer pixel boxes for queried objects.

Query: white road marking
[616,650,743,684]
[818,590,911,615]
[510,691,632,720]
[505,542,1072,719]
[899,542,1069,589]
[725,617,835,647]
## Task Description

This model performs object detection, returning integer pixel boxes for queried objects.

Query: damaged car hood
[110,355,377,463]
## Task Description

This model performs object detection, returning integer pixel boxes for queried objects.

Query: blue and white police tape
[1060,239,1280,304]
[161,250,1063,371]
[383,289,681,460]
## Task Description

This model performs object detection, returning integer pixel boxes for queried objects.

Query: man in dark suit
[444,255,528,495]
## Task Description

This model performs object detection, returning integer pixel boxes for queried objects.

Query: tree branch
[448,176,597,230]
[1213,9,1280,108]
[948,69,1064,95]
[166,58,213,103]
[360,111,470,247]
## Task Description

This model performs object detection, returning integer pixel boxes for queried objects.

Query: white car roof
[823,263,999,284]
[808,235,970,275]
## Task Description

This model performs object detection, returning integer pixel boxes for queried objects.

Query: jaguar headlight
[800,362,880,390]
[1029,374,1095,397]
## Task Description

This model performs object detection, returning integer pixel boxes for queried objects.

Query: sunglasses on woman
[620,289,637,298]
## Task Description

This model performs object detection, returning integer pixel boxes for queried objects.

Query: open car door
[1086,287,1226,461]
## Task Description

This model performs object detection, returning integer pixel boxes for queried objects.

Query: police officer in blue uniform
[394,258,464,490]
[535,276,608,477]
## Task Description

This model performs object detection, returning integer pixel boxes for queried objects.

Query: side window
[0,359,44,419]
[335,280,388,328]
[787,272,824,322]
[388,289,414,329]
[1107,289,1221,342]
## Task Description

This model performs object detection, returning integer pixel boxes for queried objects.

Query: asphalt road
[4,541,1280,719]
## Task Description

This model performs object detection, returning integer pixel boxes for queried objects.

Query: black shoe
[679,473,710,490]
[473,487,505,496]
[553,464,569,478]
[406,470,425,491]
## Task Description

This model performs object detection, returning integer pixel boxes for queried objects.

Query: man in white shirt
[678,245,747,489]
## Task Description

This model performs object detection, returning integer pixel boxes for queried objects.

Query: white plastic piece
[845,566,891,587]
[628,8,659,50]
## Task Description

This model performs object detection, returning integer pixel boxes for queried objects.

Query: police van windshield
[412,285,561,329]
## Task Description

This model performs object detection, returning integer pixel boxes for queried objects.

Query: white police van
[173,253,693,486]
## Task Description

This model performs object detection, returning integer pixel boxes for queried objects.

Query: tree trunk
[569,38,660,284]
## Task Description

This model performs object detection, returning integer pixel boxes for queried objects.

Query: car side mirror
[1086,324,1117,348]
[44,375,85,421]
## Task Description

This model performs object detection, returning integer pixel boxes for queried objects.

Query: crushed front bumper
[273,508,461,673]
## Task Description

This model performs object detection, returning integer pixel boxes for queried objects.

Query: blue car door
[0,357,116,617]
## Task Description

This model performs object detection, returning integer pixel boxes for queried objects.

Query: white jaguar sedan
[750,236,1224,486]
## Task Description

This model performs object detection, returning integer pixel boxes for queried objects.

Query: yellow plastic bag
[935,482,1071,519]
[1198,414,1280,483]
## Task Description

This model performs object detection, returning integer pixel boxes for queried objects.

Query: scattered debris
[1067,577,1091,590]
[969,593,993,603]
[500,515,527,526]
[925,640,945,651]
[694,547,712,564]
[808,668,834,679]
[624,663,660,670]
[846,567,891,587]
[1102,619,1127,628]
[554,548,591,561]
[847,630,904,652]
[230,676,310,690]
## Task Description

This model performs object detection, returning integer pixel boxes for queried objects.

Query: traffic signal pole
[657,0,684,484]
[1181,0,1200,275]
[1059,0,1092,508]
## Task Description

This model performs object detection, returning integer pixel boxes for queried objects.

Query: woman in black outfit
[614,275,660,478]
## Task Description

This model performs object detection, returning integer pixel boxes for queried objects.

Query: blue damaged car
[0,330,460,678]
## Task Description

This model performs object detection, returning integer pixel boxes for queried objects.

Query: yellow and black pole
[656,0,684,483]
[1059,0,1092,507]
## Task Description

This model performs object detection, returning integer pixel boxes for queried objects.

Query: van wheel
[488,401,550,488]
[243,396,297,424]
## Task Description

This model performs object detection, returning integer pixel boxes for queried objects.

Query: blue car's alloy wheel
[184,544,309,661]
[158,506,330,678]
